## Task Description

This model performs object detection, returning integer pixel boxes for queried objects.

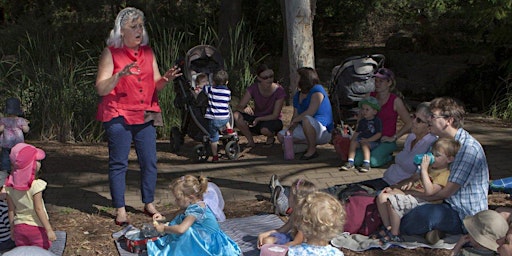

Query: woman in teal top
[277,67,333,160]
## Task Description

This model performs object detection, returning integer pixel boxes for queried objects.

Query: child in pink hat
[4,143,56,249]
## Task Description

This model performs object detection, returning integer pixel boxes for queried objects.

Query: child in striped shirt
[203,70,232,162]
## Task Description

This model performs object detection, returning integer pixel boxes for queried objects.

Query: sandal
[378,227,403,244]
[262,137,275,148]
[370,226,388,240]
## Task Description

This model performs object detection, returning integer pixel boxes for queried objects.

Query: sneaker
[269,174,278,201]
[225,128,235,135]
[359,163,371,173]
[425,229,444,245]
[211,155,219,163]
[339,162,355,171]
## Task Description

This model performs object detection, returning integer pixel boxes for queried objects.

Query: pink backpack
[342,192,382,236]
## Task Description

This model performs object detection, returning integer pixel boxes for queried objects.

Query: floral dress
[287,243,344,256]
[147,202,241,256]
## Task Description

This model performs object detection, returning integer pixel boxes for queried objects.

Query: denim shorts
[208,118,229,142]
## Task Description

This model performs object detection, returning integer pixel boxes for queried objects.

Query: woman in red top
[95,7,181,226]
[353,68,412,167]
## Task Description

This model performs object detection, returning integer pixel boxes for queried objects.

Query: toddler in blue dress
[147,175,240,256]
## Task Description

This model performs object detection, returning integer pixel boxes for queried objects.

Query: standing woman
[234,64,286,148]
[277,67,333,160]
[354,68,412,167]
[95,7,181,225]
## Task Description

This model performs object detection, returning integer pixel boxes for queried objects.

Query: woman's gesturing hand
[162,65,182,81]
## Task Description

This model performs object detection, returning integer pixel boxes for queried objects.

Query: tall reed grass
[0,19,264,142]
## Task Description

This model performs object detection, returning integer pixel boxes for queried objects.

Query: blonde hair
[293,191,345,242]
[171,175,209,202]
[195,73,208,85]
[289,179,316,208]
[432,137,461,158]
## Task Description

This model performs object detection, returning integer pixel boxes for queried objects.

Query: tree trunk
[218,0,242,57]
[279,0,291,105]
[284,0,316,101]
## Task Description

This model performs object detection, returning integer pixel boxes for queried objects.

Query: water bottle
[283,132,294,160]
[414,152,435,165]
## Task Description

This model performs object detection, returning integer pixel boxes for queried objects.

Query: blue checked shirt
[446,128,489,221]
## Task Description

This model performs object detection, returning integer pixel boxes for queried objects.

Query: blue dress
[146,203,241,256]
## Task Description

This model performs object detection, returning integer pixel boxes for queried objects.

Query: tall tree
[284,0,316,100]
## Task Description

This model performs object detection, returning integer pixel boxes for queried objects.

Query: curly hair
[430,97,465,128]
[106,7,149,48]
[288,179,316,208]
[170,175,209,202]
[293,191,345,242]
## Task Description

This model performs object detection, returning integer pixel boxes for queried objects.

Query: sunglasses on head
[412,114,428,124]
[259,74,274,80]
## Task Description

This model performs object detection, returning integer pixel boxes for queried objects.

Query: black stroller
[328,54,386,131]
[169,45,240,162]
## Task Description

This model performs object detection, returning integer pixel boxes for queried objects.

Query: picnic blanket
[331,231,461,251]
[114,214,285,256]
[0,231,66,256]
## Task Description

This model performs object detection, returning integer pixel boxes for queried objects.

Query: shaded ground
[38,106,512,255]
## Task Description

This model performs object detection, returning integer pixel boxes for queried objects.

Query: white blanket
[331,232,461,251]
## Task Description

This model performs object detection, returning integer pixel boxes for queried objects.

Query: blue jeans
[104,117,157,208]
[208,118,229,142]
[0,148,11,172]
[400,202,464,235]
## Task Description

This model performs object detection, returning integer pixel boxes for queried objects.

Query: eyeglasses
[431,114,448,120]
[412,114,428,124]
[259,74,274,80]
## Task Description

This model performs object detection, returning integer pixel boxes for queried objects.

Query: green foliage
[224,20,267,99]
[1,32,101,142]
[488,76,512,120]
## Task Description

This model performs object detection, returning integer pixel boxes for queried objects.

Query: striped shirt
[204,85,231,120]
[0,200,11,243]
[446,128,489,221]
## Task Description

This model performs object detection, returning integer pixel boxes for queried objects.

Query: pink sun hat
[6,143,46,191]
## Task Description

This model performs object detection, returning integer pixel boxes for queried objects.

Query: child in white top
[0,98,30,174]
[374,137,460,244]
[288,191,345,256]
[258,179,316,249]
[5,143,56,249]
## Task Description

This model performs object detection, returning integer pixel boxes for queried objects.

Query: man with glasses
[400,97,489,244]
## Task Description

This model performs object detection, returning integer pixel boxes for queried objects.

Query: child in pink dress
[5,143,56,249]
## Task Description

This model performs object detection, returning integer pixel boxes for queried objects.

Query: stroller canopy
[184,45,224,83]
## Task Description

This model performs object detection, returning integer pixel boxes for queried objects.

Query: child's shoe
[359,163,371,173]
[211,155,219,163]
[339,162,355,171]
[226,128,235,135]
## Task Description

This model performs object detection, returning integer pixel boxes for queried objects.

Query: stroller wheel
[170,127,182,153]
[225,141,240,160]
[193,144,209,162]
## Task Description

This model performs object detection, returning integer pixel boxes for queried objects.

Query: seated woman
[234,64,286,148]
[358,102,437,190]
[354,68,413,167]
[277,67,333,160]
